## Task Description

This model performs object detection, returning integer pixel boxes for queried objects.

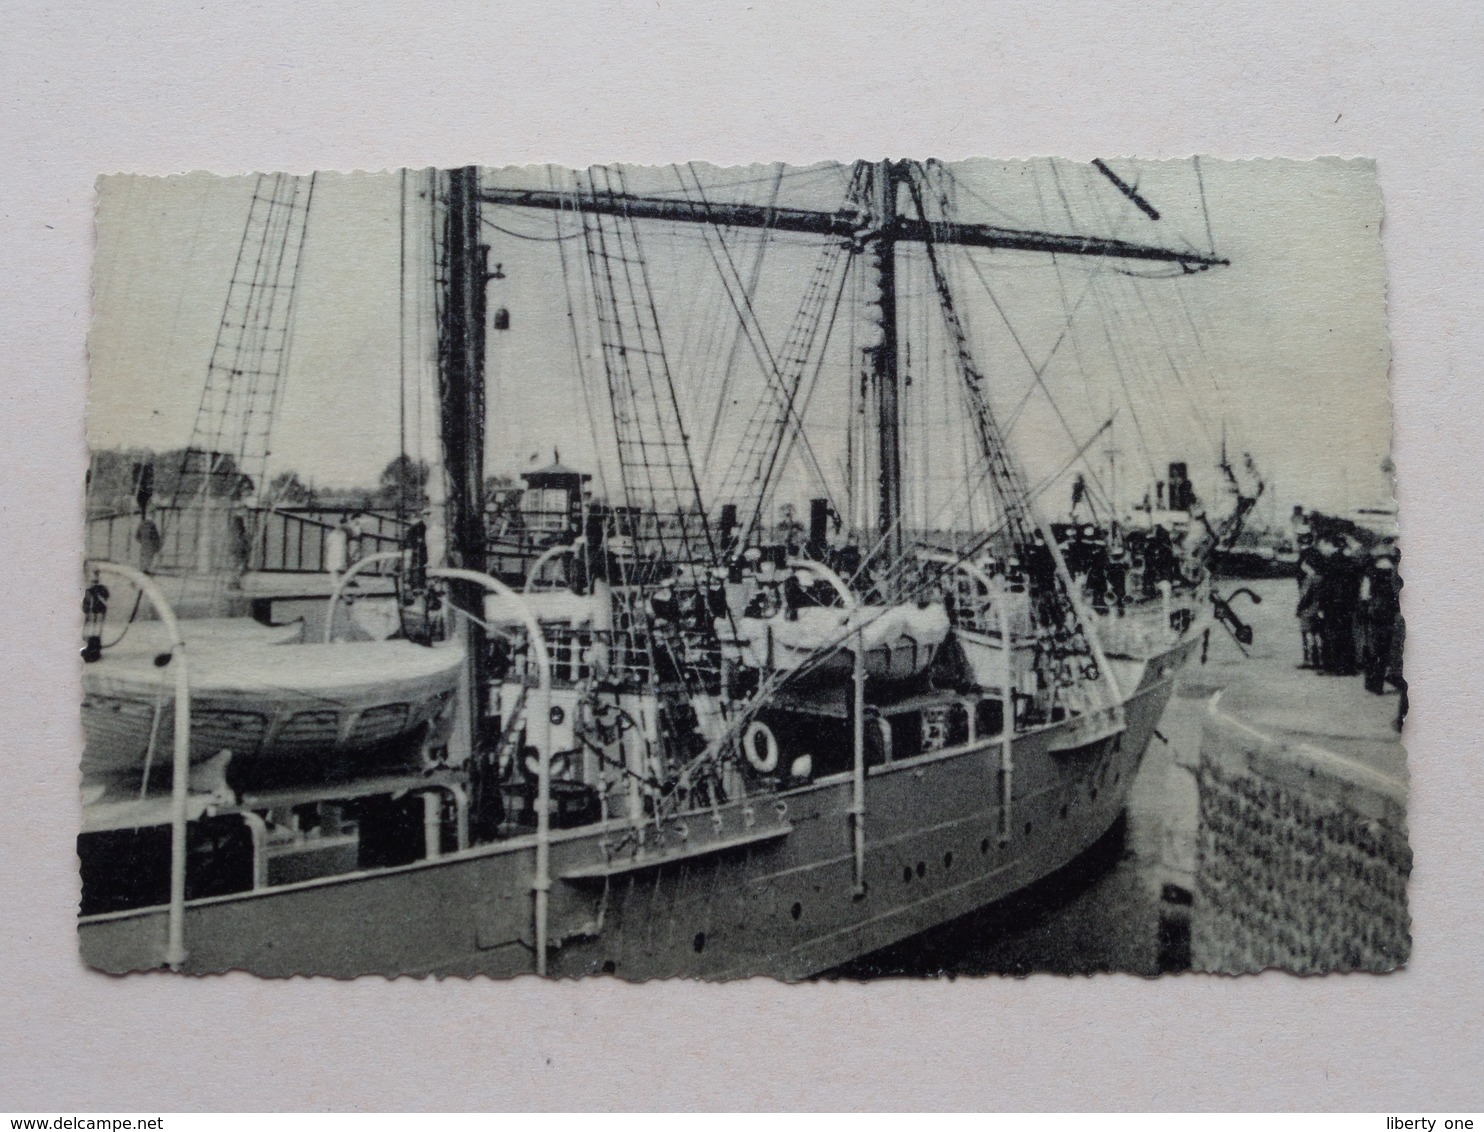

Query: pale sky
[89,158,1393,524]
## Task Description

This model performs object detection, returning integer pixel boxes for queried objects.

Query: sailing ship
[80,159,1236,977]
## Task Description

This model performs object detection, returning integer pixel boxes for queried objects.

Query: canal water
[830,576,1345,978]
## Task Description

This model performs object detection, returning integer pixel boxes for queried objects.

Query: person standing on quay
[1333,537,1366,675]
[1294,530,1323,669]
[1360,544,1404,695]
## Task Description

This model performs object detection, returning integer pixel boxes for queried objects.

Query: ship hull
[79,632,1196,979]
[1211,549,1298,580]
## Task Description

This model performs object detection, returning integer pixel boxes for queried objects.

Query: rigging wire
[480,216,582,242]
[691,161,860,529]
[929,164,1117,514]
[1050,160,1161,491]
[1081,178,1195,468]
[575,164,717,576]
[1195,156,1218,260]
[1127,276,1221,456]
[633,162,848,199]
[698,163,784,479]
[769,243,856,511]
[549,166,616,510]
[1025,162,1116,515]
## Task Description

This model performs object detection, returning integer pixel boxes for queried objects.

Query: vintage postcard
[80,158,1407,978]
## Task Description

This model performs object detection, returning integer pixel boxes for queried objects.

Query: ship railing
[505,625,725,693]
[254,508,404,574]
[920,550,1038,638]
[86,505,406,576]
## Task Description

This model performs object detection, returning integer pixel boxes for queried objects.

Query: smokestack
[808,498,829,556]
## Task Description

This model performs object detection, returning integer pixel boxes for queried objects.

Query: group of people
[1295,528,1404,697]
[1067,523,1191,613]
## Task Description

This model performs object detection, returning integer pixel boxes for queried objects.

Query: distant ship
[81,160,1237,977]
[1212,529,1299,579]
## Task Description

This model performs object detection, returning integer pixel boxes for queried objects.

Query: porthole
[693,932,706,953]
[916,861,926,878]
[790,902,802,921]
[549,704,565,726]
[943,851,954,870]
[980,838,990,854]
[1024,821,1033,837]
[1059,803,1069,820]
[903,866,913,884]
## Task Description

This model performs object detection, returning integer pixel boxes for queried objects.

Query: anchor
[1211,587,1261,648]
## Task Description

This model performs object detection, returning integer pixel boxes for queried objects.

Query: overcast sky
[90,157,1392,524]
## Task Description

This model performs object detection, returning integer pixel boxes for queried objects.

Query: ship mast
[436,166,494,819]
[867,160,905,571]
[439,166,489,582]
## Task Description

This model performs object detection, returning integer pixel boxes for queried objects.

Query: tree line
[87,448,434,517]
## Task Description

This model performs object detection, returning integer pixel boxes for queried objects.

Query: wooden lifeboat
[80,618,463,782]
[737,602,951,683]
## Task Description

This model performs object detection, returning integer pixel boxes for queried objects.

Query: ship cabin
[486,454,591,585]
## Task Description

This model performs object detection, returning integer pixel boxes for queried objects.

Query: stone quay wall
[1191,692,1411,972]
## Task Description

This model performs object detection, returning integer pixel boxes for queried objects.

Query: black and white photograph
[79,156,1408,979]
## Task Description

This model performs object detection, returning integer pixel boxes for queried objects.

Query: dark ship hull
[1212,547,1298,580]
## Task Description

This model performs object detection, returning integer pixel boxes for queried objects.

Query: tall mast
[437,166,493,813]
[439,165,489,580]
[867,160,905,570]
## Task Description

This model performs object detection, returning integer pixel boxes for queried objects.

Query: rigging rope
[686,161,860,538]
[480,215,582,242]
[1195,156,1218,261]
[696,163,784,479]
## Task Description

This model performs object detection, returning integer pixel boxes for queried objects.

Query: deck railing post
[851,626,867,896]
[430,568,553,976]
[88,561,191,970]
[995,583,1015,847]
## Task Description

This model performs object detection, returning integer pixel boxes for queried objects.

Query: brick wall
[1191,695,1411,972]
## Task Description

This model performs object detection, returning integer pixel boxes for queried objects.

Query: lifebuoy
[743,720,779,774]
[521,745,575,782]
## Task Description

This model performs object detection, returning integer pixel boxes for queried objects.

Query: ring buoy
[521,745,575,782]
[743,720,779,774]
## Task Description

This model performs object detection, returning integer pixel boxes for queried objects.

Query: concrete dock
[1186,580,1409,972]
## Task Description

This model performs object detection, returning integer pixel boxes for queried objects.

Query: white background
[2,0,1480,1111]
